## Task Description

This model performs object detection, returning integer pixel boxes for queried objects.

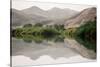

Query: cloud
[12,0,95,11]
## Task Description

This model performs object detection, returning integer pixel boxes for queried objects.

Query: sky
[12,0,96,11]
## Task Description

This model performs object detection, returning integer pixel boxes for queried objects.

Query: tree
[23,24,32,28]
[34,23,43,27]
[53,24,64,30]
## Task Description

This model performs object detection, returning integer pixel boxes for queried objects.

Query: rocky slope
[64,7,96,29]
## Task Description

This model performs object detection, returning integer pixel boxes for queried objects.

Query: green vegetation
[12,23,65,43]
[23,24,32,28]
[12,20,96,52]
[34,23,43,27]
[75,20,96,52]
[12,24,65,36]
[64,28,77,38]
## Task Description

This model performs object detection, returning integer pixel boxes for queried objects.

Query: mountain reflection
[12,37,96,61]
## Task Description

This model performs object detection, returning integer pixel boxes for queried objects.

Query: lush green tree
[34,23,43,27]
[23,24,32,28]
[75,20,96,52]
[53,24,64,30]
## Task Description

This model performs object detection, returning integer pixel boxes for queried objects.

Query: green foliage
[34,23,43,27]
[12,20,96,52]
[75,20,96,52]
[76,36,96,52]
[13,24,66,37]
[12,24,65,43]
[23,24,32,28]
[75,20,96,40]
[12,28,23,37]
[64,28,77,38]
[53,24,65,30]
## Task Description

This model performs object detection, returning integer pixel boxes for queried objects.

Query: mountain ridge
[64,7,96,29]
[11,8,49,27]
[22,6,78,20]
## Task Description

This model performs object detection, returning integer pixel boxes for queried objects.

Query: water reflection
[64,38,96,59]
[12,38,78,60]
[12,36,96,60]
[16,35,65,44]
[11,34,96,66]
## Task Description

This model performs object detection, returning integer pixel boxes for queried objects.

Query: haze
[12,0,96,11]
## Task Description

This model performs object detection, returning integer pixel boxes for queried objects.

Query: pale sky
[12,0,96,11]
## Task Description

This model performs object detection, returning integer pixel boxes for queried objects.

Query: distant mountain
[46,7,78,20]
[64,7,96,29]
[11,9,31,26]
[11,6,82,27]
[11,7,96,28]
[22,6,78,20]
[22,6,47,18]
[11,8,49,27]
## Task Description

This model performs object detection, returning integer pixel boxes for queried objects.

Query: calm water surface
[11,37,96,66]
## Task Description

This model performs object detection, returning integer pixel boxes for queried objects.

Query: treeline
[12,23,65,43]
[12,23,65,36]
[12,20,96,52]
[75,20,96,52]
